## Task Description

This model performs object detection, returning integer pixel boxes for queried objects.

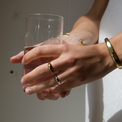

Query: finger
[52,78,83,94]
[41,89,60,100]
[50,68,83,94]
[52,81,73,94]
[22,85,32,92]
[23,86,46,100]
[60,90,71,98]
[22,85,26,92]
[21,53,65,85]
[21,50,75,87]
[36,92,46,100]
[21,43,77,85]
[10,51,24,63]
[40,89,71,100]
[36,89,60,100]
[22,44,64,65]
[23,69,74,95]
[24,76,58,94]
[21,63,52,85]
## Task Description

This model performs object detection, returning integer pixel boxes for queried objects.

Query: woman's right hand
[63,14,100,46]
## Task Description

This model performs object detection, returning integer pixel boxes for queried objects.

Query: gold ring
[54,75,61,85]
[59,95,61,98]
[63,33,70,36]
[48,62,61,85]
[80,40,84,46]
[48,62,54,75]
[63,33,84,46]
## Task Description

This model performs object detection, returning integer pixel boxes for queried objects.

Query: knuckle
[48,78,57,87]
[32,85,40,93]
[24,75,31,83]
[35,46,42,55]
[23,55,28,64]
[61,44,69,52]
[55,86,67,94]
[65,56,77,67]
[37,94,45,100]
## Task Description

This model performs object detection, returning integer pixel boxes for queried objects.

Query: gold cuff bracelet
[105,38,122,69]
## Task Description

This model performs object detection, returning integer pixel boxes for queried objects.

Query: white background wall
[0,0,94,122]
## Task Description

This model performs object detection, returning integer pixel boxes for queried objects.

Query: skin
[11,0,122,100]
[11,34,122,99]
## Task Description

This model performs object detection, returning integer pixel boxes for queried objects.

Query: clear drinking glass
[23,13,64,77]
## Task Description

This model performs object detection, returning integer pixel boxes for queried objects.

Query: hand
[20,42,115,96]
[64,15,100,45]
[10,14,101,100]
[10,43,71,100]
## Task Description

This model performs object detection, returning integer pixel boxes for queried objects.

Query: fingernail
[21,78,26,84]
[21,58,26,64]
[43,93,48,97]
[26,88,31,94]
[65,91,70,96]
[21,58,25,64]
[11,56,16,59]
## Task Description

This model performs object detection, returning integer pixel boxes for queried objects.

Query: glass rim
[26,13,64,20]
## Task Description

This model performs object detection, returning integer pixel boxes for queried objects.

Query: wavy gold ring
[54,75,61,85]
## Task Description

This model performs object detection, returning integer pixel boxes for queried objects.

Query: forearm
[73,0,109,29]
[87,0,109,20]
[69,0,109,45]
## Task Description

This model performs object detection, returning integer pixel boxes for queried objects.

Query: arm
[66,0,109,45]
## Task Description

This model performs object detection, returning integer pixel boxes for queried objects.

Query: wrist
[98,32,122,71]
[98,42,116,72]
[63,33,84,45]
[105,38,122,69]
[70,15,100,45]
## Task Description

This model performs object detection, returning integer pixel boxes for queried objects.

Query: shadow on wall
[87,80,122,122]
[108,109,122,122]
[87,79,104,122]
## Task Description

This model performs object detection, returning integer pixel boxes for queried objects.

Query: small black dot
[10,70,14,74]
